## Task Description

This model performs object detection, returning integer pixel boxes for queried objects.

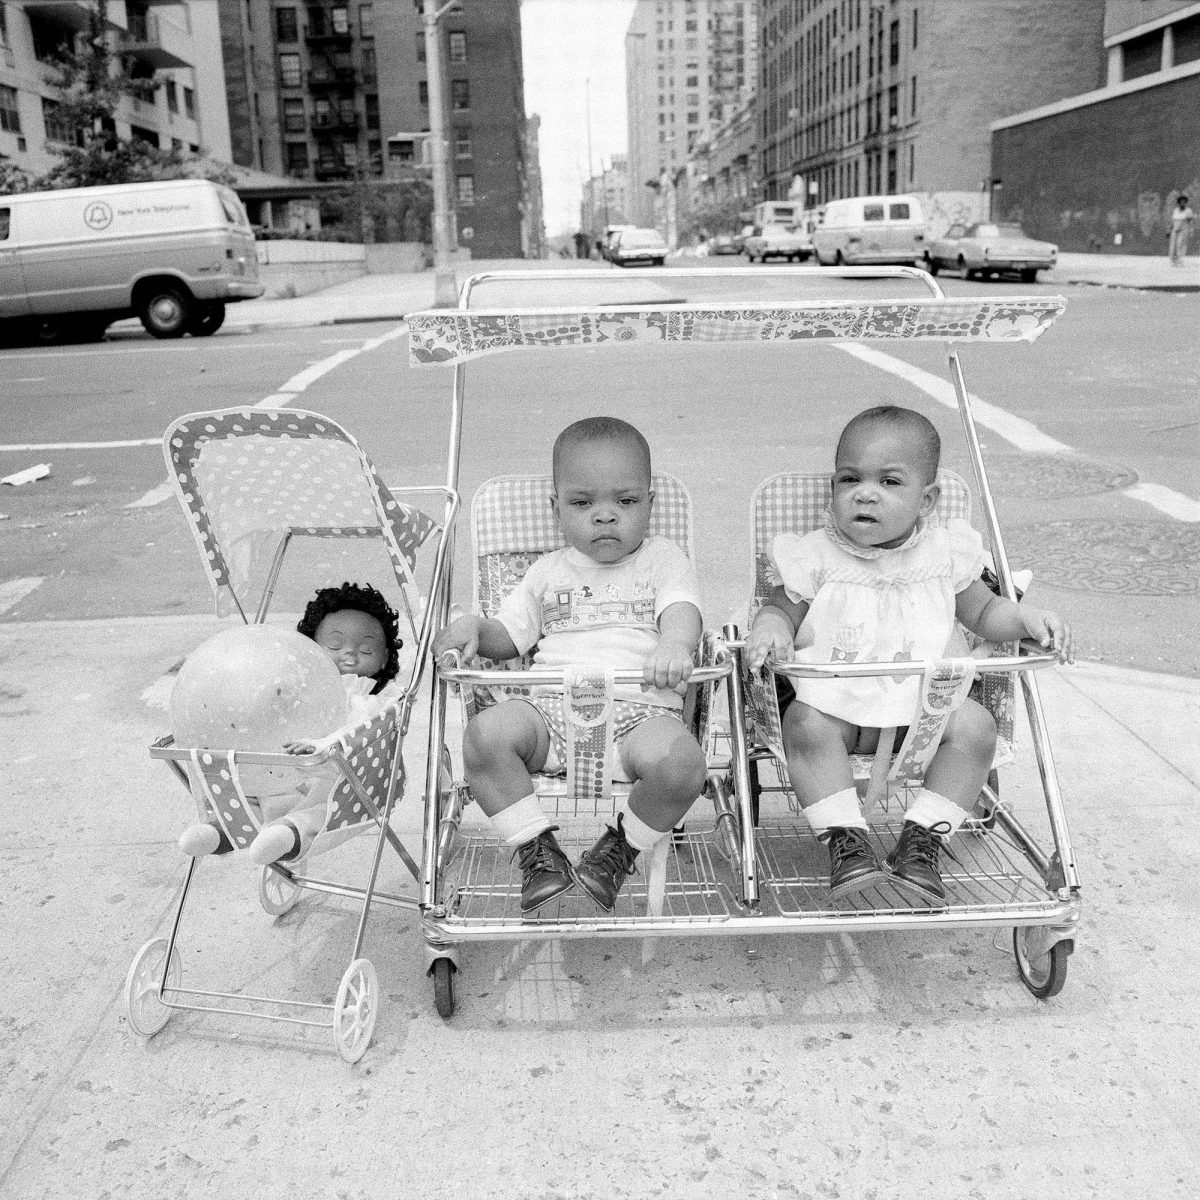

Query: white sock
[178,822,221,857]
[490,794,552,847]
[249,821,301,866]
[904,788,971,840]
[618,806,664,854]
[803,787,868,837]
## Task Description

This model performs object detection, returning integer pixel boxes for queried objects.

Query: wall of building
[992,66,1200,253]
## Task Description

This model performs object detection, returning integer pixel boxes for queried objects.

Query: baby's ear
[920,481,940,515]
[647,487,656,507]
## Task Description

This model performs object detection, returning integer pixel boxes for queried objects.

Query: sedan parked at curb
[925,222,1058,282]
[742,223,812,263]
[609,227,669,267]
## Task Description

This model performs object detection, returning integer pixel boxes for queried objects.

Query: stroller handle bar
[437,659,735,688]
[729,639,1060,679]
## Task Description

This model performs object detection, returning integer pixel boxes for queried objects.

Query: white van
[0,179,262,342]
[811,195,927,267]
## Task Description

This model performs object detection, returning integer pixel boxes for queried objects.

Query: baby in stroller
[744,405,1075,903]
[178,581,403,864]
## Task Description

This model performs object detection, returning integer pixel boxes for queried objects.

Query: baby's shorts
[517,695,683,782]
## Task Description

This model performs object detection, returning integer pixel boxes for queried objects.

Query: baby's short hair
[296,581,401,693]
[838,405,941,483]
[552,416,652,486]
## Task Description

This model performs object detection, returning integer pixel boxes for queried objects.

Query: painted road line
[1,437,160,452]
[839,342,1200,523]
[126,323,408,508]
[0,342,290,362]
[0,577,43,615]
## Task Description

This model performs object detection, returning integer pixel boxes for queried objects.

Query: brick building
[625,0,757,229]
[756,0,1106,215]
[992,1,1200,253]
[0,0,231,179]
[219,0,529,256]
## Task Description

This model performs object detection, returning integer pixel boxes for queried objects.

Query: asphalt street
[2,269,1197,674]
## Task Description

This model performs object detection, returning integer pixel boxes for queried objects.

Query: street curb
[1058,279,1200,294]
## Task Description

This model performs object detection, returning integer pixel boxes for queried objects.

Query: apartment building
[625,0,757,228]
[219,0,528,256]
[580,152,629,243]
[756,0,1105,214]
[0,0,231,178]
[992,1,1200,252]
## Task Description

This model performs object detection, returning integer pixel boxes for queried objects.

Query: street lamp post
[422,0,460,308]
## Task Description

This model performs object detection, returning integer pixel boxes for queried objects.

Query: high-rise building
[0,0,231,178]
[756,0,1106,212]
[625,0,757,228]
[219,0,528,256]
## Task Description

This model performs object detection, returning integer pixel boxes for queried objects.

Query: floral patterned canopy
[407,296,1065,366]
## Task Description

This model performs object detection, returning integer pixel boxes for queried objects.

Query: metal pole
[423,0,458,307]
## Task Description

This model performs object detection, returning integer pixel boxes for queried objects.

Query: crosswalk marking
[0,577,44,615]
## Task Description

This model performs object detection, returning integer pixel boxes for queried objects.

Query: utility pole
[422,0,460,308]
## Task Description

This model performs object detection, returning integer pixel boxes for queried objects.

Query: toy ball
[171,625,347,752]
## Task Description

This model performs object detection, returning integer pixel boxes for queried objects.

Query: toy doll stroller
[124,407,457,1061]
[406,265,1080,1012]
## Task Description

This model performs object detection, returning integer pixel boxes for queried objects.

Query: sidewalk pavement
[1,603,1198,1196]
[112,250,1198,335]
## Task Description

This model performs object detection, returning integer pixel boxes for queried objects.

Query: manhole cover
[981,453,1138,499]
[1005,521,1200,595]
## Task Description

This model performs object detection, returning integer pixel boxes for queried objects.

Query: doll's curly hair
[296,581,401,694]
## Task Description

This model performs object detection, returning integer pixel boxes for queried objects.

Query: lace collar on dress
[822,509,931,560]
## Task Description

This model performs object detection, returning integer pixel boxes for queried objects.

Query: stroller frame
[405,264,1080,1014]
[126,408,459,1061]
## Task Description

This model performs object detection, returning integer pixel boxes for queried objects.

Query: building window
[279,53,302,87]
[0,85,20,134]
[275,6,297,42]
[0,208,9,241]
[416,32,425,63]
[365,93,379,129]
[283,97,306,132]
[886,146,897,193]
[131,124,160,148]
[912,7,918,48]
[361,46,376,83]
[359,3,373,38]
[454,126,471,157]
[887,85,898,124]
[418,80,428,106]
[42,99,78,144]
[451,79,469,110]
[448,31,467,63]
[910,75,917,117]
[286,142,308,173]
[165,80,179,114]
[456,174,475,204]
[889,19,899,66]
[367,137,381,172]
[0,5,7,47]
[331,6,350,34]
[183,87,196,119]
[389,138,415,163]
[908,143,915,183]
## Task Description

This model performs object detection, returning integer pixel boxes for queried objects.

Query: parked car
[811,195,926,266]
[709,234,740,255]
[0,179,262,343]
[924,222,1058,282]
[742,223,812,263]
[609,227,669,267]
[732,224,755,254]
[601,223,637,261]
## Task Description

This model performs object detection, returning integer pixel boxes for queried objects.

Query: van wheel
[139,285,192,339]
[835,251,845,266]
[925,255,939,276]
[30,316,68,345]
[187,301,226,337]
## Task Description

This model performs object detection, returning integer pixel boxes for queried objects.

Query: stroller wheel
[431,957,456,1019]
[1013,927,1072,999]
[125,938,181,1038]
[259,863,303,916]
[334,958,379,1064]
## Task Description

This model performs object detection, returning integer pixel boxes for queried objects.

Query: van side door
[0,204,30,318]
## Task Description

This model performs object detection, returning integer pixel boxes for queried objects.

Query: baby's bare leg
[618,716,708,834]
[461,699,551,818]
[781,700,858,808]
[922,697,996,810]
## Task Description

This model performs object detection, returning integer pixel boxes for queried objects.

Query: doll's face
[313,609,388,678]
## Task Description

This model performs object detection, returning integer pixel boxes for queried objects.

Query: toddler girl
[745,405,1073,903]
[178,581,403,864]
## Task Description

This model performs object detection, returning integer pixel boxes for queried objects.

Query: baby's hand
[432,614,483,663]
[284,740,316,755]
[1020,605,1075,664]
[744,624,794,673]
[643,636,695,693]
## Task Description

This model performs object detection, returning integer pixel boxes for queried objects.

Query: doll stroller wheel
[431,957,456,1018]
[125,938,182,1038]
[333,957,379,1064]
[259,863,303,916]
[1013,927,1072,999]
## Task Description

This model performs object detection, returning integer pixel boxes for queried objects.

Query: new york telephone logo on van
[83,201,113,230]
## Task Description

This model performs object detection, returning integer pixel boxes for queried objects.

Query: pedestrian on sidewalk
[1168,195,1194,266]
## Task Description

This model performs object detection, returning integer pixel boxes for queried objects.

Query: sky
[521,0,639,237]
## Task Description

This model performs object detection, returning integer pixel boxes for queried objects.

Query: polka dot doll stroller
[124,407,457,1061]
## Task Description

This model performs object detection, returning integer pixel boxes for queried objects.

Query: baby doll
[177,582,402,864]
